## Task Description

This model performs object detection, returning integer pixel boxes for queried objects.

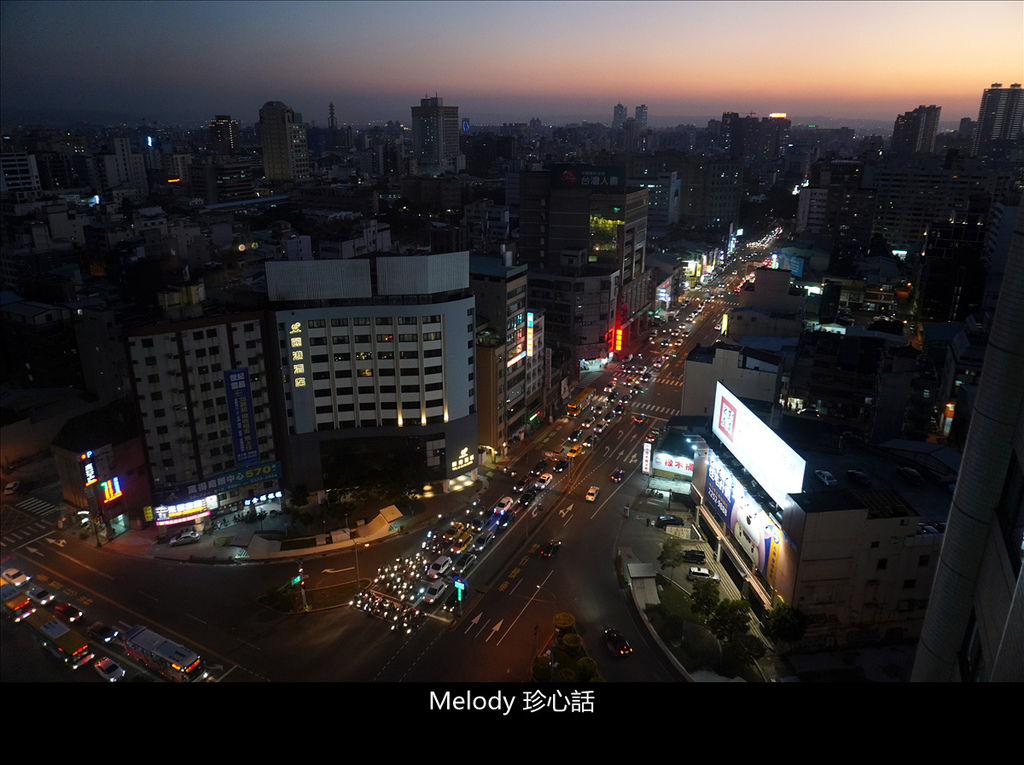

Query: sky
[2,0,1022,129]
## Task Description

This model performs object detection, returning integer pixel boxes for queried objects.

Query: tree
[709,599,752,644]
[764,601,808,645]
[691,579,720,623]
[658,539,687,575]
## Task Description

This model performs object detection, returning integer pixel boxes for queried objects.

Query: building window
[903,579,917,589]
[876,558,888,571]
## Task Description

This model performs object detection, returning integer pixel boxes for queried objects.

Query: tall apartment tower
[411,96,461,174]
[259,101,310,182]
[612,103,627,130]
[209,115,240,155]
[635,104,648,131]
[891,105,941,155]
[971,83,1024,157]
[912,192,1024,682]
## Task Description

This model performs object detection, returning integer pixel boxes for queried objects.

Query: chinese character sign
[225,368,259,466]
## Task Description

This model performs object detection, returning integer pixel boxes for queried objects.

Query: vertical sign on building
[289,321,306,388]
[526,312,534,357]
[225,368,259,466]
[642,441,652,474]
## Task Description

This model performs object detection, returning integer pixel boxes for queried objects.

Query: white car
[3,568,30,587]
[27,586,55,606]
[814,469,837,487]
[687,566,720,582]
[422,579,448,605]
[3,481,21,495]
[585,486,599,502]
[170,529,201,547]
[94,657,126,682]
[492,496,514,515]
[427,555,452,579]
[535,473,553,490]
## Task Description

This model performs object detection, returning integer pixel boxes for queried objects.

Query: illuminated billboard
[711,382,805,507]
[526,312,534,357]
[651,452,694,478]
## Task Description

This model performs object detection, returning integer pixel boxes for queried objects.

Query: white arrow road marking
[45,537,66,547]
[322,567,353,574]
[485,619,503,642]
[559,503,574,518]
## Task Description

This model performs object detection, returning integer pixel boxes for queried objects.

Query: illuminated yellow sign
[450,446,475,472]
[289,320,306,388]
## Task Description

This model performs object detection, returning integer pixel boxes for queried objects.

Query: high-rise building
[912,192,1024,682]
[411,96,461,174]
[612,103,627,130]
[259,101,309,182]
[971,83,1024,157]
[209,115,240,156]
[891,105,941,155]
[635,104,648,131]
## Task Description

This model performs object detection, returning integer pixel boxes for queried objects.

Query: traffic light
[298,562,306,588]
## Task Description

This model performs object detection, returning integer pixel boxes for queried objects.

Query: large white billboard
[711,382,805,506]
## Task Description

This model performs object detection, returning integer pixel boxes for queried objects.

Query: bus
[122,625,208,682]
[23,609,92,667]
[566,388,596,417]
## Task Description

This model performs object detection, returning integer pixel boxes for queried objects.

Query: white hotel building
[265,251,478,494]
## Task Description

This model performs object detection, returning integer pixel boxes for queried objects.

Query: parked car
[94,657,126,682]
[170,529,200,547]
[603,628,632,657]
[682,549,706,563]
[654,515,685,529]
[814,469,837,487]
[897,466,925,485]
[687,566,720,582]
[846,469,871,486]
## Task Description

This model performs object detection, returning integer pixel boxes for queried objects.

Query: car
[581,435,595,449]
[593,423,606,436]
[607,390,619,402]
[644,428,661,443]
[3,480,21,495]
[93,657,126,682]
[846,469,871,486]
[553,459,569,473]
[797,407,820,417]
[472,532,495,552]
[530,460,548,476]
[654,515,685,529]
[519,488,538,507]
[512,476,530,493]
[682,549,706,563]
[452,553,478,577]
[2,568,30,587]
[169,529,200,547]
[897,466,925,485]
[422,579,448,605]
[53,602,83,623]
[580,416,595,429]
[450,531,473,555]
[603,628,632,657]
[814,469,837,487]
[610,469,625,483]
[612,404,625,416]
[535,473,554,489]
[687,566,720,582]
[492,496,514,515]
[71,650,96,670]
[585,486,599,502]
[568,429,583,442]
[566,444,584,459]
[10,599,36,623]
[427,556,452,579]
[539,539,561,558]
[87,622,120,643]
[27,587,55,606]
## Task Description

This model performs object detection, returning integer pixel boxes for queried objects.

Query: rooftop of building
[52,399,138,452]
[468,253,527,278]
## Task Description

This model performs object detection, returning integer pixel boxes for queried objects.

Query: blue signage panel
[225,368,259,466]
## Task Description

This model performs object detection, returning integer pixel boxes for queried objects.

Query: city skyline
[2,0,1022,130]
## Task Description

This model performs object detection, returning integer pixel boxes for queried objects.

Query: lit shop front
[145,461,282,528]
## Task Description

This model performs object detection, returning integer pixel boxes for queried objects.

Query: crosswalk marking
[16,497,58,518]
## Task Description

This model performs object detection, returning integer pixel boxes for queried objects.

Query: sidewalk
[99,473,495,564]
